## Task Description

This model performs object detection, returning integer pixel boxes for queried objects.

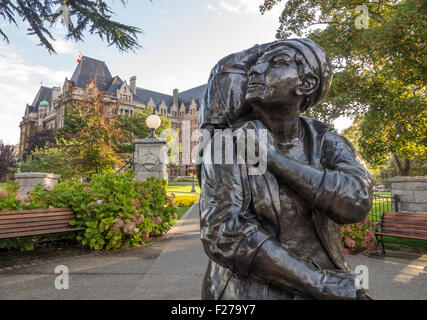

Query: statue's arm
[199,158,361,299]
[267,132,373,224]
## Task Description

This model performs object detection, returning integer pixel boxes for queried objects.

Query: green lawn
[167,184,200,194]
[176,206,190,219]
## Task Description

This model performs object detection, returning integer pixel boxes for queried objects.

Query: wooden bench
[375,211,427,254]
[0,208,84,240]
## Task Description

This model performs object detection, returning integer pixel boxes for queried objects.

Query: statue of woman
[197,39,373,300]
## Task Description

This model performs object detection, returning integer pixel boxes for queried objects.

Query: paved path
[0,203,425,299]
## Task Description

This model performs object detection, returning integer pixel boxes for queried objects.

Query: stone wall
[389,176,427,213]
[15,172,60,196]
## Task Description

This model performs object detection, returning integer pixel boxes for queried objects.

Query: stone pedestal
[15,172,60,196]
[389,176,427,213]
[134,137,168,181]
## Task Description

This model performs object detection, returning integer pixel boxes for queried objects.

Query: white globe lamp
[146,109,161,138]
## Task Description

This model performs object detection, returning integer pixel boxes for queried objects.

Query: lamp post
[146,108,161,139]
[191,159,196,193]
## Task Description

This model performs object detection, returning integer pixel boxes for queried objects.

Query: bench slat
[383,216,427,222]
[0,227,84,239]
[382,221,427,230]
[380,229,427,238]
[383,218,427,226]
[0,218,78,230]
[383,211,427,218]
[0,208,73,215]
[0,223,75,235]
[376,232,427,241]
[0,213,75,225]
[0,210,77,221]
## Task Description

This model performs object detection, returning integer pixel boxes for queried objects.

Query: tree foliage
[23,128,56,160]
[0,140,18,182]
[19,145,75,180]
[63,84,134,177]
[0,0,142,53]
[261,0,426,175]
[116,108,172,154]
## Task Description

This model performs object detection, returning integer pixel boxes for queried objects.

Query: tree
[63,84,133,177]
[23,128,56,160]
[0,0,143,53]
[55,106,88,140]
[0,140,18,182]
[116,108,172,154]
[260,0,426,175]
[19,145,76,180]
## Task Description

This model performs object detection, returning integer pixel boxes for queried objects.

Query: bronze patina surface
[197,39,373,300]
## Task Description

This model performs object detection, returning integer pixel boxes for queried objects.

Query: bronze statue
[197,39,374,300]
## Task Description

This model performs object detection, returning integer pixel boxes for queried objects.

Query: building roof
[135,88,173,107]
[29,86,53,113]
[106,76,124,95]
[179,84,207,106]
[70,56,113,91]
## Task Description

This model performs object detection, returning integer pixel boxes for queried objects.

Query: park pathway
[0,203,425,299]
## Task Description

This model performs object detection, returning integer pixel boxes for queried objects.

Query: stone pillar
[389,176,427,213]
[134,137,168,181]
[15,172,60,196]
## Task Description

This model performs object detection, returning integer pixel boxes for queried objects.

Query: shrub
[0,180,38,251]
[0,172,178,251]
[341,219,379,255]
[173,195,199,207]
[28,172,178,250]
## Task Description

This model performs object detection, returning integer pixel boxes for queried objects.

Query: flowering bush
[0,180,40,251]
[0,172,177,251]
[341,219,380,254]
[173,195,199,207]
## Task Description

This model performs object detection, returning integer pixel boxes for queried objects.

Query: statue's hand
[315,270,360,300]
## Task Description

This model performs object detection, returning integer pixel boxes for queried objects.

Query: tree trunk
[392,154,411,176]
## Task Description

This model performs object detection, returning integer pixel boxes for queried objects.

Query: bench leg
[375,234,386,256]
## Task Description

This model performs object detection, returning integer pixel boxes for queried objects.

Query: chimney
[130,76,137,94]
[173,88,179,106]
[52,87,62,106]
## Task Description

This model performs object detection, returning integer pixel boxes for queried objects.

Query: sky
[0,0,352,145]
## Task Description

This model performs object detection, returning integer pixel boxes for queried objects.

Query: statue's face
[245,46,300,106]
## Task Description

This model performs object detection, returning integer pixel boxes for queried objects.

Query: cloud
[0,45,69,145]
[208,0,262,15]
[52,39,77,54]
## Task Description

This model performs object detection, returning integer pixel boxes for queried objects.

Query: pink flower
[345,226,352,233]
[365,230,373,238]
[362,241,368,247]
[343,248,350,254]
[0,189,8,197]
[143,232,150,239]
[356,223,362,229]
[364,219,368,224]
[373,222,379,228]
[131,178,137,182]
[154,217,162,224]
[96,200,103,205]
[345,237,355,248]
